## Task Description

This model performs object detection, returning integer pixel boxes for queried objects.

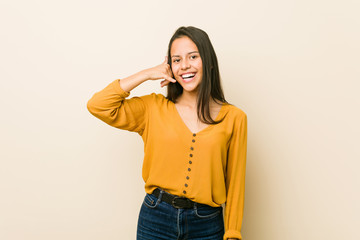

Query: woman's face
[170,36,203,94]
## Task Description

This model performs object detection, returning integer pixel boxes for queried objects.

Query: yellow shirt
[87,79,247,240]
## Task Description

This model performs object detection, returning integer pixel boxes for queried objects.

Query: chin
[182,85,199,93]
[178,79,201,93]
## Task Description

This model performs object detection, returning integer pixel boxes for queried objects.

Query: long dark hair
[166,26,228,125]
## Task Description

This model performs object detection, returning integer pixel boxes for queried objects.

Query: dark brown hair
[166,26,228,125]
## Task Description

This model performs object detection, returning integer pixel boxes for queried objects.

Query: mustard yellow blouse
[87,79,247,240]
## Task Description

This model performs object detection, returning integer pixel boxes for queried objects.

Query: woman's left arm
[223,113,248,240]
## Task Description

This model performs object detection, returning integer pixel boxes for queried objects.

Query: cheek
[196,61,203,79]
[171,65,179,75]
[195,60,203,70]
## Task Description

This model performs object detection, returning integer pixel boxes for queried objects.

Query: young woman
[87,26,247,240]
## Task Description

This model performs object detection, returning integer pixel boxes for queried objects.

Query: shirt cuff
[223,230,242,240]
[111,79,131,97]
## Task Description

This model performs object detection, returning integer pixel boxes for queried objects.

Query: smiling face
[170,36,203,94]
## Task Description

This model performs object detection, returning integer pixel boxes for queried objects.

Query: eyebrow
[171,51,199,58]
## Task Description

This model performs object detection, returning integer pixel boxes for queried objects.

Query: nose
[181,59,190,70]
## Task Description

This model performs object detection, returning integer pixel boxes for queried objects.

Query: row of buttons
[183,133,196,194]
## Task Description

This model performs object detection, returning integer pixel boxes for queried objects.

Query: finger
[166,76,176,83]
[167,68,174,78]
[161,80,171,87]
[160,80,168,88]
[162,74,176,83]
[163,56,168,64]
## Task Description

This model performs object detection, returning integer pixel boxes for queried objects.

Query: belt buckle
[172,197,190,209]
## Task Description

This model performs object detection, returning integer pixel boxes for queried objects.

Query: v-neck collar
[172,102,226,135]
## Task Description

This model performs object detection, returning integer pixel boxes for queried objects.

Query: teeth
[182,73,195,79]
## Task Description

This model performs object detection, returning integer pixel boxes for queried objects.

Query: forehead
[170,36,198,55]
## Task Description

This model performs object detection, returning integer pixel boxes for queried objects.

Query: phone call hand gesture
[142,57,176,88]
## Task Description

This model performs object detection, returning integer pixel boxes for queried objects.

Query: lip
[181,72,196,76]
[181,72,197,83]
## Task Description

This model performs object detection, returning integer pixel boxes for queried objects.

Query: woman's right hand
[116,57,177,93]
[142,57,177,87]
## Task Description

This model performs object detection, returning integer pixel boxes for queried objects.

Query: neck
[177,90,198,109]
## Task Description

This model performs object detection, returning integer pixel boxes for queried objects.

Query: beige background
[1,0,359,239]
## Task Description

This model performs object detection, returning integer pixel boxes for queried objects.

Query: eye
[190,55,198,60]
[173,59,180,63]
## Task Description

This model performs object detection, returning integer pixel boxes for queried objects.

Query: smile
[181,72,196,83]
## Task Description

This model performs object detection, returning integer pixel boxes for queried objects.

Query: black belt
[152,188,209,209]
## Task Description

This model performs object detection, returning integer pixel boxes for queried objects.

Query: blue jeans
[137,190,224,240]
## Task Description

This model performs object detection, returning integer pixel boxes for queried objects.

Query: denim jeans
[137,190,224,240]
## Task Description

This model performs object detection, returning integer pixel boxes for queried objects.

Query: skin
[166,36,222,133]
[120,36,222,134]
[168,36,203,95]
[118,57,176,93]
[118,39,238,240]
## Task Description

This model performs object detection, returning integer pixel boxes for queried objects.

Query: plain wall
[0,0,359,239]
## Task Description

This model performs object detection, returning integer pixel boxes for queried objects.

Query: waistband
[151,188,210,209]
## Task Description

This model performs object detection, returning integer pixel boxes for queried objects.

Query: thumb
[163,56,168,64]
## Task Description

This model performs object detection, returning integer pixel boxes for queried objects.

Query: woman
[87,26,247,240]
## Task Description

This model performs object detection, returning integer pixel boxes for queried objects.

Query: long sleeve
[223,113,248,240]
[87,79,148,135]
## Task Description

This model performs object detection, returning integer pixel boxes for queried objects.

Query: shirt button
[189,154,193,157]
[189,160,192,164]
[192,139,195,143]
[188,168,191,171]
[193,133,196,137]
[190,147,194,150]
[186,176,189,180]
[185,183,188,187]
[183,190,187,194]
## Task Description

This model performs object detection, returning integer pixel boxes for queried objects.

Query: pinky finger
[160,80,166,88]
[162,80,170,87]
[166,76,177,83]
